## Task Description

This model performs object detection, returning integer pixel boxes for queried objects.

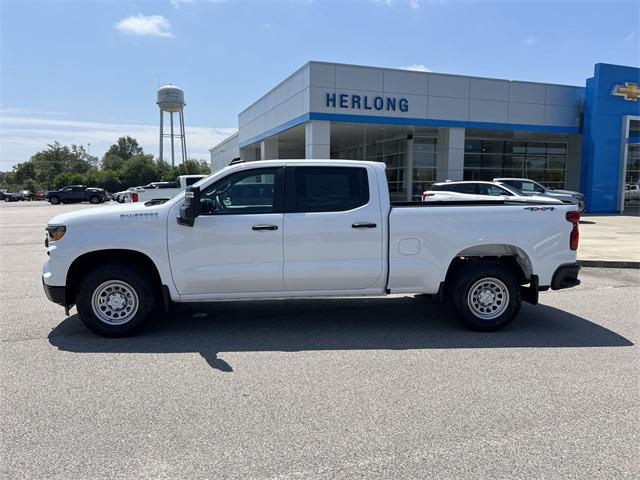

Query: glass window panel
[481,140,504,154]
[386,169,404,183]
[384,153,403,170]
[201,168,276,215]
[503,155,525,169]
[502,169,523,179]
[464,154,482,168]
[413,168,436,182]
[527,156,547,170]
[547,143,567,155]
[526,142,546,155]
[294,167,369,213]
[414,152,435,168]
[547,156,566,169]
[506,141,526,154]
[527,170,545,182]
[414,138,436,153]
[481,155,503,169]
[465,139,482,153]
[545,170,565,183]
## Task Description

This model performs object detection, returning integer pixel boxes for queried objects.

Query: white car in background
[625,184,640,202]
[120,175,206,204]
[422,181,563,205]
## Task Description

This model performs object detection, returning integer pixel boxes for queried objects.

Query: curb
[580,260,640,269]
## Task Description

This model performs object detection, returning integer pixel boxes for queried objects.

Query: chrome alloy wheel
[91,280,139,325]
[467,277,509,320]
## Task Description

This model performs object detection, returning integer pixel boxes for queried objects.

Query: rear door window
[290,167,369,213]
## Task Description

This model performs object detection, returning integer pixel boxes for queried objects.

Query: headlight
[46,225,66,241]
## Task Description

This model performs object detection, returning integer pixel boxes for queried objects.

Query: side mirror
[178,186,201,227]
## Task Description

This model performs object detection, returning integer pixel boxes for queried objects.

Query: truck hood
[47,202,166,227]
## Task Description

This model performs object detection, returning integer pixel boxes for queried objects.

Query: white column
[305,121,331,159]
[436,127,465,181]
[260,137,279,160]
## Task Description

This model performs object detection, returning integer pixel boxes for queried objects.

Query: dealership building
[210,61,639,213]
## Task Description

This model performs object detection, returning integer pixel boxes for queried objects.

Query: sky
[0,0,639,171]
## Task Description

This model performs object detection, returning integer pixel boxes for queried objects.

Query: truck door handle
[252,224,278,231]
[352,222,377,229]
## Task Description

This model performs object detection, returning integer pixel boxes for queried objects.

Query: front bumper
[42,278,67,306]
[551,262,581,290]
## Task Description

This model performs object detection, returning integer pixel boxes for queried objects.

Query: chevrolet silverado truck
[42,160,581,337]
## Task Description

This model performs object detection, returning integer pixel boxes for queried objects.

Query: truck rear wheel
[89,195,100,204]
[451,261,521,331]
[76,264,158,337]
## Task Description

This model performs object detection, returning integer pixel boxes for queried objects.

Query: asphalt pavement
[1,201,638,479]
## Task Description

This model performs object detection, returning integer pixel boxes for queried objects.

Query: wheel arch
[65,249,163,306]
[444,243,533,287]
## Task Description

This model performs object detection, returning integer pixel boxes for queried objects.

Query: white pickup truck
[42,160,581,337]
[120,175,206,203]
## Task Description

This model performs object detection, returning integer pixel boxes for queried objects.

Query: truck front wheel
[49,196,60,205]
[89,195,100,204]
[76,264,158,337]
[452,261,521,331]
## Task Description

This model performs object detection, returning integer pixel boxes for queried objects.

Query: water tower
[157,85,187,167]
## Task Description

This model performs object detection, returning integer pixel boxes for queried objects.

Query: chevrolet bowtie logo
[611,82,640,101]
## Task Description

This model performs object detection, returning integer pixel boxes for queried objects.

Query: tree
[176,159,211,176]
[30,142,72,188]
[104,136,143,162]
[53,172,86,189]
[119,154,158,188]
[70,145,98,172]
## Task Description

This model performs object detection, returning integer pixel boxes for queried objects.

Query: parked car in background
[35,191,46,201]
[625,183,640,202]
[20,190,35,201]
[46,185,109,205]
[0,189,9,200]
[423,181,562,205]
[3,191,22,202]
[494,178,585,212]
[121,175,206,204]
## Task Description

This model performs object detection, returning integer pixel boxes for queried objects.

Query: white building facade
[211,61,639,210]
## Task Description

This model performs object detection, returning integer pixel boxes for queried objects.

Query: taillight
[131,192,139,202]
[422,193,434,201]
[566,211,580,250]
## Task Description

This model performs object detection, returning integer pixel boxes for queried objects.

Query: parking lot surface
[1,201,638,479]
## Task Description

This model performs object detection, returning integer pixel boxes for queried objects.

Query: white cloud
[409,0,420,9]
[0,114,236,170]
[400,64,431,72]
[626,32,637,41]
[115,15,173,38]
[520,35,536,47]
[171,0,195,8]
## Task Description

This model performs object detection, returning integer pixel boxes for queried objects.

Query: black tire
[49,196,60,205]
[89,195,100,204]
[451,261,521,331]
[76,264,158,337]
